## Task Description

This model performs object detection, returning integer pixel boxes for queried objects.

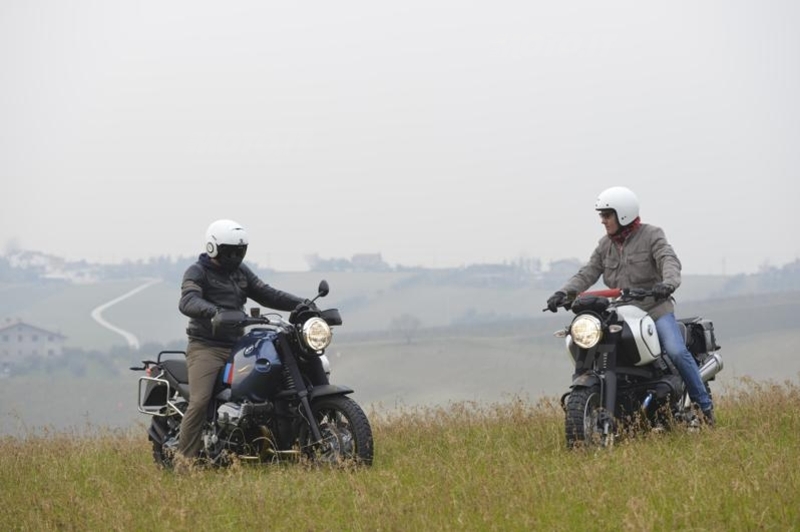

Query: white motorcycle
[550,288,723,448]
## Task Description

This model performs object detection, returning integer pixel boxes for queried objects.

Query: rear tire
[149,415,180,469]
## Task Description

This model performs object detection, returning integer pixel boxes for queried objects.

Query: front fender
[310,384,354,400]
[571,372,600,389]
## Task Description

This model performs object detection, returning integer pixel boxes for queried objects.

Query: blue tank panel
[223,329,284,402]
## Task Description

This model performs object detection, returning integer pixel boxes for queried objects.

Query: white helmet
[205,219,249,258]
[595,186,639,226]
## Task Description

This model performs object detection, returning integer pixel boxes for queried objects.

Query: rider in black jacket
[175,219,305,463]
[179,255,303,346]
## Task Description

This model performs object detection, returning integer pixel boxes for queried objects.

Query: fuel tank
[614,305,661,366]
[221,329,284,402]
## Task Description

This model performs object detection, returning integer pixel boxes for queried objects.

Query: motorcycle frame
[569,329,622,432]
[134,325,352,456]
[210,322,355,455]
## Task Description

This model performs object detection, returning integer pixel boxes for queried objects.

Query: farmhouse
[351,253,390,271]
[0,319,66,364]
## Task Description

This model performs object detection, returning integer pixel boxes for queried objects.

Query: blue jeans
[655,312,713,412]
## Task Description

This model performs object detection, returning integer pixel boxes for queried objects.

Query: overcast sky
[2,1,798,275]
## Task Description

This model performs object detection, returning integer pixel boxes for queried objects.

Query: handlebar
[543,287,661,313]
[234,314,286,328]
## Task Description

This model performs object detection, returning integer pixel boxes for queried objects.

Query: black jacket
[179,254,304,346]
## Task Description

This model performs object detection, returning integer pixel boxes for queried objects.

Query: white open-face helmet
[595,186,639,226]
[205,219,249,258]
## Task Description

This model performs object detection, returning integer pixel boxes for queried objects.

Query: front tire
[565,385,612,448]
[299,396,374,466]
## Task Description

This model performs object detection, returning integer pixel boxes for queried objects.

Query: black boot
[701,407,716,427]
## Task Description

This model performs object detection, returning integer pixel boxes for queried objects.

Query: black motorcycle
[131,280,373,468]
[549,288,723,448]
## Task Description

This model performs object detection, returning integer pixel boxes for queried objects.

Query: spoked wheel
[299,396,374,466]
[565,385,614,449]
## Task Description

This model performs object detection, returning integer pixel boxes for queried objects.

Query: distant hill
[1,250,798,351]
[1,289,798,437]
[1,247,798,436]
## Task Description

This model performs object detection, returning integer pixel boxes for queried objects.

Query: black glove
[652,283,675,301]
[290,300,320,324]
[211,308,245,334]
[546,291,567,312]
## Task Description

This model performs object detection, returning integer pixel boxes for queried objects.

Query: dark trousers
[177,339,230,459]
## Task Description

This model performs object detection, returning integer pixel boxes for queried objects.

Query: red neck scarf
[610,217,641,248]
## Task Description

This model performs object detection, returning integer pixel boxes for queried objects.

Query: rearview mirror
[317,280,329,298]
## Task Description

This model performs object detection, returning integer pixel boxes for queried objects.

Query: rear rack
[137,373,184,417]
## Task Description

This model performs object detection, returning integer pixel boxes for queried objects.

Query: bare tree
[390,313,422,344]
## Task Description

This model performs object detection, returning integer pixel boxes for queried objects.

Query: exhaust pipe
[699,352,723,382]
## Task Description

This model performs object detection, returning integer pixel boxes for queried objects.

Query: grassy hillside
[0,271,736,350]
[1,380,798,531]
[0,280,144,348]
[1,270,797,437]
[2,289,799,437]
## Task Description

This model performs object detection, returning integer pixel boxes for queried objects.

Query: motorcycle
[130,280,373,468]
[549,287,723,448]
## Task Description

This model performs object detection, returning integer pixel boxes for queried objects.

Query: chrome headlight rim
[302,317,332,352]
[570,314,603,349]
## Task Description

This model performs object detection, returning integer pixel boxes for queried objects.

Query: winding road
[90,278,163,349]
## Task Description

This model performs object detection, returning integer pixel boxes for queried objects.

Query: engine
[217,400,275,431]
[217,402,242,430]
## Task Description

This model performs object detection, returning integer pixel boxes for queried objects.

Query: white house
[0,319,66,364]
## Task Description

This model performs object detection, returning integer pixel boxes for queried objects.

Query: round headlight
[302,317,332,352]
[570,315,603,349]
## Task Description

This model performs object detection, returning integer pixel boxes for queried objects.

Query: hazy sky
[2,1,798,275]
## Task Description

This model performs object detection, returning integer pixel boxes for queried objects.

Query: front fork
[569,354,618,441]
[600,327,623,438]
[599,366,617,439]
[582,336,619,440]
[277,336,324,444]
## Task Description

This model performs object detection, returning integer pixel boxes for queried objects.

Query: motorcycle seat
[162,359,189,385]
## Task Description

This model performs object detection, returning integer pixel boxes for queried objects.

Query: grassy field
[1,378,798,531]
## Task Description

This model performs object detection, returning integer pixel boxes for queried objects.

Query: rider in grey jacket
[558,222,679,322]
[546,187,715,426]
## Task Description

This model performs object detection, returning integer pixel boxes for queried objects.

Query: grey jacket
[179,254,304,346]
[560,223,681,320]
